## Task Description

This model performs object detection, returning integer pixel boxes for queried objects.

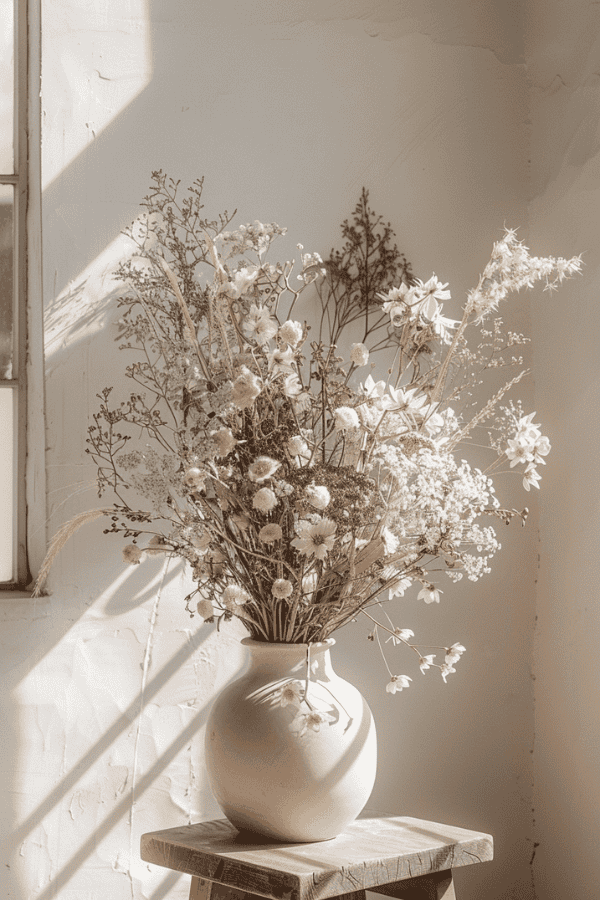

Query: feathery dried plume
[33,508,111,596]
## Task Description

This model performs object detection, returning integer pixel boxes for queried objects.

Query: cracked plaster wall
[0,2,555,899]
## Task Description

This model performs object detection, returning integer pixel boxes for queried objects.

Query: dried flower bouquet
[36,175,582,693]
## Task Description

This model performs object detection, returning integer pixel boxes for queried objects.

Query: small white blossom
[305,485,331,510]
[182,467,206,490]
[419,654,436,673]
[386,675,412,694]
[523,466,542,491]
[212,428,236,458]
[289,709,335,736]
[506,437,536,468]
[268,346,296,374]
[350,342,369,366]
[243,303,279,345]
[283,373,303,397]
[361,375,387,399]
[272,578,294,599]
[279,320,304,347]
[440,663,457,682]
[221,585,249,609]
[445,643,466,665]
[334,406,360,430]
[248,456,281,482]
[253,487,278,513]
[388,577,413,599]
[272,680,304,707]
[292,518,337,560]
[386,627,414,645]
[222,266,260,300]
[287,435,310,458]
[418,586,442,604]
[232,367,262,409]
[381,526,399,555]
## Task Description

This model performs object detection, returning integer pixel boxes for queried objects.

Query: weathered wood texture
[373,871,456,899]
[188,873,454,900]
[141,815,491,900]
[189,879,367,900]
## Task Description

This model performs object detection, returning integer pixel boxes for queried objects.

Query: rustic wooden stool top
[140,813,493,900]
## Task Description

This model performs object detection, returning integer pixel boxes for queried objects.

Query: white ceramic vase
[205,638,377,842]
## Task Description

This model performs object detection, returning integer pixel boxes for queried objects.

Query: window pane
[0,385,13,581]
[0,0,14,173]
[0,183,13,379]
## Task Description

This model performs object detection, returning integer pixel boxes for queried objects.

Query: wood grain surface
[141,814,492,900]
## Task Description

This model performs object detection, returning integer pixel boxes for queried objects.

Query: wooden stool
[141,813,493,900]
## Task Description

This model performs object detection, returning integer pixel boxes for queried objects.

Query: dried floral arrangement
[35,174,582,693]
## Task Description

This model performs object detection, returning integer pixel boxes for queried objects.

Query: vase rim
[241,637,335,650]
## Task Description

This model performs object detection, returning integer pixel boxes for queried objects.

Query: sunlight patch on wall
[42,0,151,191]
[43,232,136,366]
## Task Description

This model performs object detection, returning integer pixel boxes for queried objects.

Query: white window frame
[1,0,44,591]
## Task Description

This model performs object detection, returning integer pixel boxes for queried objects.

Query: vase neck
[242,640,335,681]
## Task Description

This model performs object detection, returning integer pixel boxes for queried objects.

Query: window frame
[0,0,30,589]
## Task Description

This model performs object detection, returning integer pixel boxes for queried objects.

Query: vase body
[205,638,377,842]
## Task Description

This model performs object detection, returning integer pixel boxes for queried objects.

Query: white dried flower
[440,663,457,682]
[289,709,335,736]
[253,487,278,513]
[279,320,304,346]
[221,585,249,609]
[292,518,337,560]
[304,484,330,510]
[386,675,412,694]
[242,303,278,345]
[232,367,262,409]
[445,643,466,665]
[283,373,302,397]
[212,428,236,458]
[386,627,414,645]
[259,523,283,543]
[272,679,303,706]
[222,266,259,300]
[418,586,442,604]
[334,406,360,431]
[350,342,369,366]
[182,467,206,490]
[268,346,296,374]
[248,456,281,482]
[272,578,293,599]
[287,435,310,458]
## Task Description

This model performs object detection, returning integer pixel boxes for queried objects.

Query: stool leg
[188,879,281,900]
[189,878,211,900]
[371,871,456,900]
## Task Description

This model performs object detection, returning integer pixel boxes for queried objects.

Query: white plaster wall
[3,3,543,899]
[526,4,600,898]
